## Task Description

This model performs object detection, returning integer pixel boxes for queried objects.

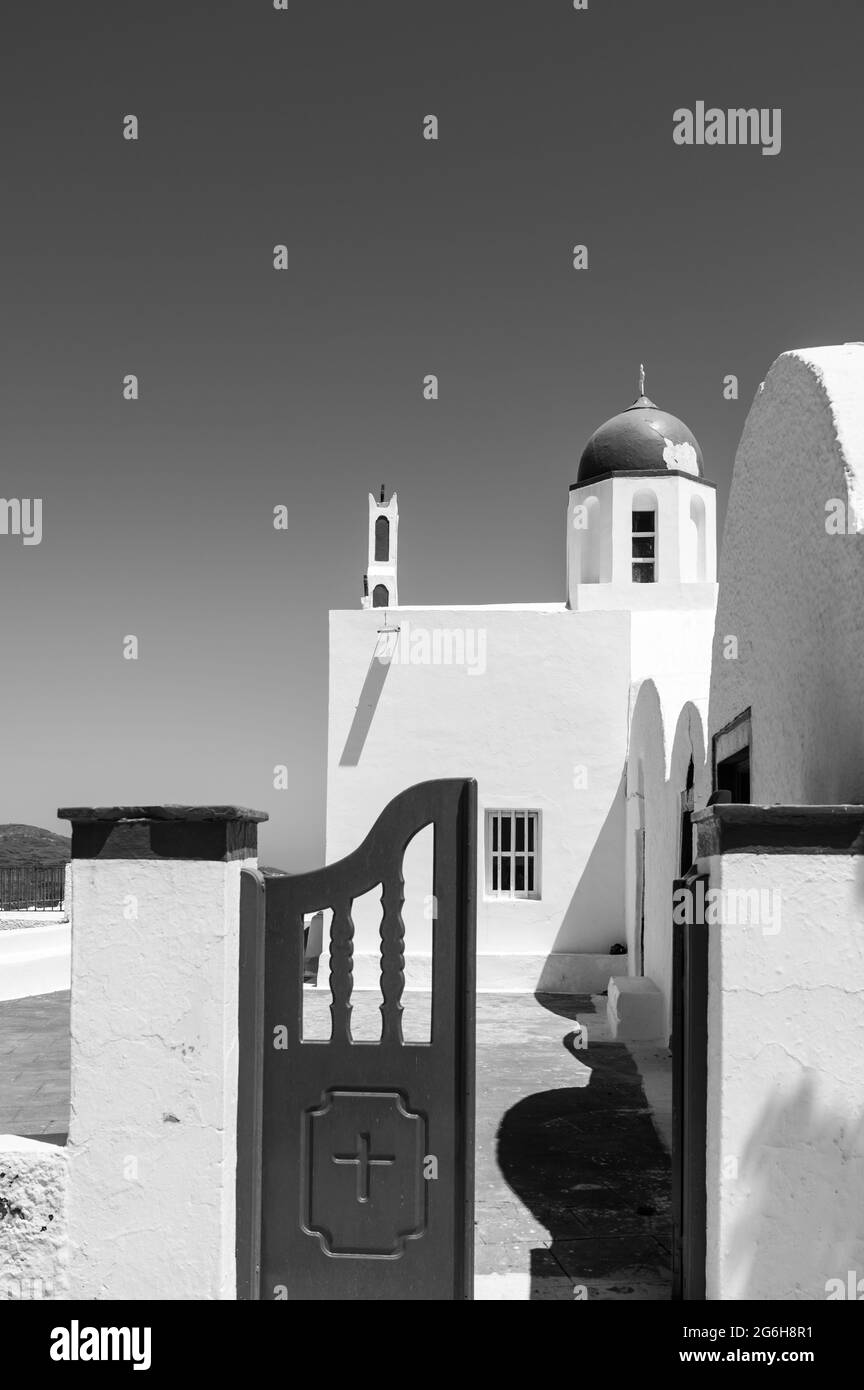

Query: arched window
[689,495,706,581]
[374,516,390,562]
[372,583,389,608]
[631,489,658,584]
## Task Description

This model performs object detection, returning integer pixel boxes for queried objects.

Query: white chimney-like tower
[362,486,399,609]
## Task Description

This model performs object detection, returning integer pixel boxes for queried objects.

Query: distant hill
[0,824,71,867]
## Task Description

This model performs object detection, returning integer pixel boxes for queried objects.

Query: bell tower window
[632,506,656,583]
[372,583,389,608]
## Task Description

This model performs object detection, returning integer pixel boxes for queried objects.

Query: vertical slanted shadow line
[339,645,393,766]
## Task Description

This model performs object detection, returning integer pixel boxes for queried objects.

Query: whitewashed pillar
[58,804,267,1300]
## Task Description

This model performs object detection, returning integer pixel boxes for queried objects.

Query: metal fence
[0,864,66,911]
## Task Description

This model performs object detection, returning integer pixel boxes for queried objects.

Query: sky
[1,0,863,868]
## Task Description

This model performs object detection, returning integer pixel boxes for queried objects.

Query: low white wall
[0,1135,69,1300]
[704,840,864,1300]
[0,922,71,1001]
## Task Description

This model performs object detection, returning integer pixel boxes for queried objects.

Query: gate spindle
[329,895,354,1044]
[379,868,406,1046]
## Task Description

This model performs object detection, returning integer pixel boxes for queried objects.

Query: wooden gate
[237,778,476,1301]
[671,870,708,1300]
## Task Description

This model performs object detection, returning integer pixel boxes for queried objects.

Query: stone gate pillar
[58,804,267,1300]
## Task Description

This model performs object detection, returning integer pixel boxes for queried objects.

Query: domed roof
[577,378,704,485]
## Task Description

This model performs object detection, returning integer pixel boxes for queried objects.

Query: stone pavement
[0,990,70,1140]
[0,987,672,1300]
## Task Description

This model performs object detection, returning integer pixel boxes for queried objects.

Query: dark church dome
[577,389,704,486]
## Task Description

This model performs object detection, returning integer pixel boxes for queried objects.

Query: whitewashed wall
[67,853,249,1299]
[700,342,864,1299]
[0,1135,69,1300]
[626,682,708,1038]
[708,343,864,804]
[328,606,632,988]
[626,604,715,1038]
[702,836,864,1300]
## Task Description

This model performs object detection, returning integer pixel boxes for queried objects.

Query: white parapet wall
[0,1135,69,1300]
[696,805,864,1301]
[0,921,71,1002]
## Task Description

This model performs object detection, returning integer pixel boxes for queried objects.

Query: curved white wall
[626,682,707,1036]
[708,344,864,804]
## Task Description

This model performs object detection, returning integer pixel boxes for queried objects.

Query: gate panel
[245,778,476,1301]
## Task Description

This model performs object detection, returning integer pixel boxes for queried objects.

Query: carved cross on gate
[332,1131,396,1204]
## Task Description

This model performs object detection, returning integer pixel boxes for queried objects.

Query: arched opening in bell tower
[374,515,390,562]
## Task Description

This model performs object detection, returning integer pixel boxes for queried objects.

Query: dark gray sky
[1,0,862,866]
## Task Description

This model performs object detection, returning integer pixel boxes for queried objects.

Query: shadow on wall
[724,1073,864,1300]
[339,642,392,766]
[549,768,628,956]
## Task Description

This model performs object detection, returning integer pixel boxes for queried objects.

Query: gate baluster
[329,895,354,1044]
[379,867,406,1047]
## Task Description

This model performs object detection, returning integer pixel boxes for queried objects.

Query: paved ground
[0,988,672,1300]
[0,990,70,1140]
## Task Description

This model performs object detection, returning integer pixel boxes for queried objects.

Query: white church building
[323,344,864,1298]
[4,343,864,1302]
[326,375,718,1029]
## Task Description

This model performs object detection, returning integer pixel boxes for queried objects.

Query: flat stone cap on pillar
[57,805,269,861]
[692,804,864,858]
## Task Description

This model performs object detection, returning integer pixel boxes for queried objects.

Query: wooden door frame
[671,870,708,1300]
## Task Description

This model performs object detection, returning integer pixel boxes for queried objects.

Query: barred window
[485,810,541,899]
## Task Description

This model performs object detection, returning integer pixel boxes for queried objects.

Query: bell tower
[567,368,717,612]
[362,485,399,609]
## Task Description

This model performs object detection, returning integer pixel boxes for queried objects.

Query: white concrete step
[606,975,664,1041]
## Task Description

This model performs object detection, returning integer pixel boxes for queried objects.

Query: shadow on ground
[490,1004,671,1300]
